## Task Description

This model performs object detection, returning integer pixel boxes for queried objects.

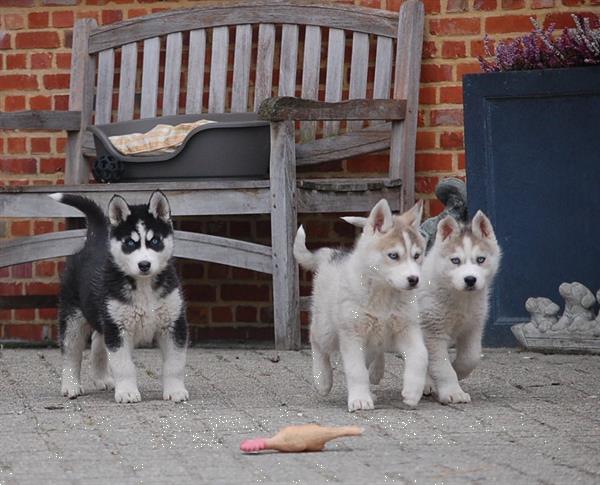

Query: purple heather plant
[479,15,600,72]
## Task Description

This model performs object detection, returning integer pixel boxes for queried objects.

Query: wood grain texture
[66,18,97,185]
[117,42,138,122]
[324,28,345,136]
[186,29,207,114]
[258,97,406,121]
[0,111,81,130]
[231,24,252,112]
[278,24,299,97]
[89,1,398,53]
[391,0,424,209]
[140,37,160,118]
[373,36,393,100]
[208,26,229,113]
[163,32,183,116]
[253,24,275,110]
[269,120,300,350]
[300,25,321,142]
[95,48,115,124]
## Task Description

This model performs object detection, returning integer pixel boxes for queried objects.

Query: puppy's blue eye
[150,237,160,246]
[450,257,461,265]
[476,256,486,264]
[388,252,399,260]
[125,238,136,248]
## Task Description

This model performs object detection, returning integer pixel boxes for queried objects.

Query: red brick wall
[1,0,597,343]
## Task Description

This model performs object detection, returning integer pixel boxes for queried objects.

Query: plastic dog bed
[88,113,270,181]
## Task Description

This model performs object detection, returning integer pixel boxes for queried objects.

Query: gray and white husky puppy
[419,211,501,404]
[50,190,188,403]
[294,199,428,412]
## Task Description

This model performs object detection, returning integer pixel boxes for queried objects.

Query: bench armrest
[0,110,82,131]
[258,97,406,122]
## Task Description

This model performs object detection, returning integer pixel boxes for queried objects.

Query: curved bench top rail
[88,0,399,53]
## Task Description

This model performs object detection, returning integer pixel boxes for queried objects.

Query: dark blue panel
[463,67,600,346]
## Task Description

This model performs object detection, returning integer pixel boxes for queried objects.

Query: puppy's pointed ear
[436,215,459,243]
[398,200,423,229]
[341,216,367,228]
[366,199,393,234]
[148,190,171,223]
[471,210,496,241]
[108,195,131,226]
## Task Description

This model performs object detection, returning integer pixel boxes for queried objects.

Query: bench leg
[269,120,300,350]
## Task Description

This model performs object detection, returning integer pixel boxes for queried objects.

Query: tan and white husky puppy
[293,199,428,412]
[419,211,501,404]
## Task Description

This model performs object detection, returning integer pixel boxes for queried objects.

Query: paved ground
[0,347,598,485]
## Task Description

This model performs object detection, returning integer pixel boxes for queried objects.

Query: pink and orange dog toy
[240,424,363,453]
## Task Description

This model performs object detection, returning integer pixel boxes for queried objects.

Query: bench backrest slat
[140,37,160,118]
[299,25,321,142]
[253,24,276,110]
[278,25,299,98]
[163,33,183,116]
[347,32,369,132]
[95,48,114,124]
[373,36,393,100]
[208,26,229,113]
[117,42,138,122]
[185,29,207,114]
[323,28,345,137]
[231,25,253,112]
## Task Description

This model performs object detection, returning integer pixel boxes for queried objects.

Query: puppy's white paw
[62,383,84,399]
[348,394,374,412]
[314,376,332,396]
[114,385,141,403]
[163,383,189,402]
[437,385,471,404]
[401,387,422,408]
[423,375,435,396]
[92,375,114,391]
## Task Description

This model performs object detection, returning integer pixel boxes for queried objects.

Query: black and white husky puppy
[50,190,188,403]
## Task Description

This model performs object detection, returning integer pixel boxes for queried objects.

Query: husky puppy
[419,211,501,404]
[294,199,428,411]
[51,190,188,403]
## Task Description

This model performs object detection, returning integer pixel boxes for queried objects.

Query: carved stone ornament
[512,282,600,353]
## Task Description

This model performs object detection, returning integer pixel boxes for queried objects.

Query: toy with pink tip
[240,424,363,453]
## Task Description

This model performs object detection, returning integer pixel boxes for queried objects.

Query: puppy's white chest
[107,284,182,346]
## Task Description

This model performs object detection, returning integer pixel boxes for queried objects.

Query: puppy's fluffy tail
[293,226,319,271]
[49,193,108,238]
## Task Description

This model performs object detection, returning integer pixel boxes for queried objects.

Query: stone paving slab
[0,347,598,484]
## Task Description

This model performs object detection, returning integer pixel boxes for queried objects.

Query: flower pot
[463,66,600,346]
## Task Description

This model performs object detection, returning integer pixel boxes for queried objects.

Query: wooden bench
[0,0,425,350]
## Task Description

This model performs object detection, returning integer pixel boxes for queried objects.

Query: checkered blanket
[108,119,215,156]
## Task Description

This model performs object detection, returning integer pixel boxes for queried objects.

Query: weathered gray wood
[0,295,58,310]
[324,28,345,136]
[0,111,81,130]
[253,24,275,110]
[391,0,424,209]
[0,228,272,274]
[66,18,96,185]
[297,177,401,191]
[258,97,406,121]
[348,32,369,131]
[208,27,229,113]
[185,29,207,114]
[89,1,398,53]
[162,32,183,116]
[95,48,115,124]
[278,24,299,97]
[373,36,393,100]
[300,25,321,142]
[296,123,391,166]
[117,42,138,122]
[297,183,402,213]
[269,120,300,350]
[231,24,252,112]
[140,37,160,118]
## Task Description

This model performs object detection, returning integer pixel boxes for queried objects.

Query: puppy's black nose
[407,275,419,288]
[464,276,476,288]
[138,261,151,273]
